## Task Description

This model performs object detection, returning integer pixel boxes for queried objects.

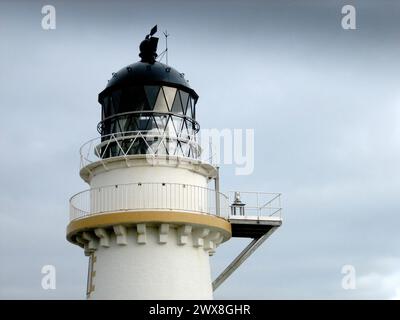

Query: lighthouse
[67,26,282,300]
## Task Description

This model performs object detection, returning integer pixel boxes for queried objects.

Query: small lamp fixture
[231,192,246,216]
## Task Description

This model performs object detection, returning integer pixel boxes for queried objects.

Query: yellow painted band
[67,211,231,243]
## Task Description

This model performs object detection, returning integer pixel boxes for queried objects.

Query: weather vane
[139,25,159,63]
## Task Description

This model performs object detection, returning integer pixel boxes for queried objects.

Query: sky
[0,0,399,299]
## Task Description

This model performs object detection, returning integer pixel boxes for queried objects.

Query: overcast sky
[0,0,399,299]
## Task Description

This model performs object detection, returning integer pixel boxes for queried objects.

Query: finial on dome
[139,25,159,64]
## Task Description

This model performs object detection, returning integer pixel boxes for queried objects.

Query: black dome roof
[98,61,198,103]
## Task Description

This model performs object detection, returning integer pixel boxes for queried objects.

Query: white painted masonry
[89,226,214,299]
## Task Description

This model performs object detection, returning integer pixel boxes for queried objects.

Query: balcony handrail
[69,181,227,202]
[69,182,230,222]
[259,193,281,209]
[228,191,282,218]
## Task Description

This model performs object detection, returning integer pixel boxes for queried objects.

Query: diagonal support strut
[212,226,278,291]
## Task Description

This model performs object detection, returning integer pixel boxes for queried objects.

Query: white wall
[90,161,209,188]
[90,226,213,300]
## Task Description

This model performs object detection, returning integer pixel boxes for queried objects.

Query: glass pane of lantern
[154,115,168,133]
[162,86,176,111]
[187,97,193,118]
[122,86,149,112]
[144,86,160,109]
[119,88,134,112]
[172,117,183,137]
[110,121,117,134]
[118,118,127,132]
[111,90,122,114]
[181,119,189,138]
[171,91,184,114]
[187,120,195,136]
[192,98,196,118]
[164,116,177,137]
[148,138,161,154]
[170,116,179,137]
[176,142,184,156]
[138,116,151,130]
[102,96,112,119]
[131,117,140,131]
[153,89,169,113]
[181,142,190,156]
[113,119,122,133]
[124,117,135,132]
[180,91,189,115]
[165,140,177,155]
[148,116,161,134]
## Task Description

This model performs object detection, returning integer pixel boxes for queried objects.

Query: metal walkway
[212,192,282,291]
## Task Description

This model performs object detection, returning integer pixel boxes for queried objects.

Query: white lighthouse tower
[67,26,282,299]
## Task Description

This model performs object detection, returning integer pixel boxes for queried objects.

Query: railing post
[257,193,259,217]
[215,166,220,216]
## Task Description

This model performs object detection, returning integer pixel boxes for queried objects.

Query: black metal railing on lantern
[79,131,202,170]
[98,111,200,137]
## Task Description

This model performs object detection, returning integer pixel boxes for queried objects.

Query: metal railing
[69,182,230,222]
[228,191,282,218]
[79,131,202,170]
[97,111,200,134]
